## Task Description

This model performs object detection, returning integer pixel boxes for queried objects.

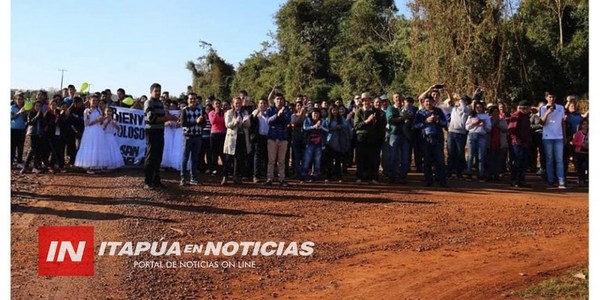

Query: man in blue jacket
[265,88,292,187]
[413,96,448,187]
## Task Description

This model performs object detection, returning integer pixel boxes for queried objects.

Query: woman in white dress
[169,117,185,170]
[161,101,185,170]
[161,119,177,169]
[74,94,105,174]
[101,107,125,170]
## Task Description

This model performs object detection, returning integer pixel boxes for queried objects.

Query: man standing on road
[508,100,532,188]
[539,91,567,189]
[446,95,471,180]
[180,92,204,186]
[143,83,178,190]
[354,92,386,184]
[265,86,292,187]
[413,96,448,187]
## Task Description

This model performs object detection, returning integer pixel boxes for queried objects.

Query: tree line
[186,0,587,106]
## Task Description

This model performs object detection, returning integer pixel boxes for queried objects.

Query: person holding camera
[539,91,567,189]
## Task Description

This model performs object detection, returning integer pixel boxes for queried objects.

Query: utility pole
[58,68,67,90]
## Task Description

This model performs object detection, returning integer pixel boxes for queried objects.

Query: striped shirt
[144,98,165,129]
[202,112,212,138]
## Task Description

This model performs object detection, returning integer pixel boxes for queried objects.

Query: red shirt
[508,111,531,146]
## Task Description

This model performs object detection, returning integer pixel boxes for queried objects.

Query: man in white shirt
[539,91,567,188]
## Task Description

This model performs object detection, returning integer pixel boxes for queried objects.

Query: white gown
[101,119,125,169]
[169,125,185,170]
[161,121,177,169]
[75,108,107,169]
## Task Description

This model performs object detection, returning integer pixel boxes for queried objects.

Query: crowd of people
[10,83,589,190]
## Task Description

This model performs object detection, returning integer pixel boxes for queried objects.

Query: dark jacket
[354,107,387,143]
[26,110,45,136]
[413,107,448,143]
[43,109,61,136]
[266,105,292,141]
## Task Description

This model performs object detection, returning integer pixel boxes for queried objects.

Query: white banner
[111,107,147,166]
[109,107,183,167]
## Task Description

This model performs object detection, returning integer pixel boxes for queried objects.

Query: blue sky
[12,0,409,98]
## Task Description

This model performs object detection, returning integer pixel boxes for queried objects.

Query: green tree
[186,43,235,101]
[407,0,508,102]
[330,0,406,99]
[231,48,286,101]
[274,0,353,100]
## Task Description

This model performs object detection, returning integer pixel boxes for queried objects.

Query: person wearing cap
[508,100,532,188]
[446,95,471,180]
[413,95,448,187]
[354,92,387,184]
[539,91,567,188]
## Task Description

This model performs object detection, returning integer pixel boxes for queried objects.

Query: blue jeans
[388,134,411,180]
[543,139,565,185]
[421,137,446,184]
[467,133,487,177]
[292,139,305,178]
[301,143,322,180]
[181,136,202,182]
[447,132,467,177]
[510,144,528,183]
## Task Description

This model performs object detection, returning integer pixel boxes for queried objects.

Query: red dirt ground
[11,168,588,299]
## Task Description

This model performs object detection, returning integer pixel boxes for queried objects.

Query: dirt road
[11,168,588,299]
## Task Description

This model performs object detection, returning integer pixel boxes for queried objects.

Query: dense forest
[186,0,588,106]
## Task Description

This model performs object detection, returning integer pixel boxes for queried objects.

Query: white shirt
[539,104,565,139]
[256,110,269,136]
[465,113,491,135]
